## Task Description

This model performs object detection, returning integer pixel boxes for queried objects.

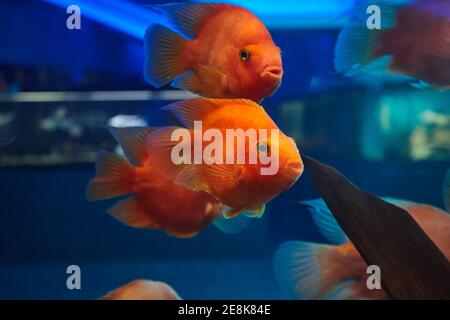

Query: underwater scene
[0,0,449,302]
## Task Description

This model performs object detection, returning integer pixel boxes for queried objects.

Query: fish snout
[261,65,284,81]
[283,158,304,184]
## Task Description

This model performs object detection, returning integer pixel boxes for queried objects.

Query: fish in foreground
[335,0,450,89]
[144,2,283,102]
[100,279,181,300]
[146,98,303,219]
[87,126,225,238]
[274,186,450,299]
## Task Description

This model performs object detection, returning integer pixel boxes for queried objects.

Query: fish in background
[335,0,450,89]
[146,98,303,220]
[144,3,283,102]
[100,279,181,300]
[274,175,450,300]
[87,126,251,238]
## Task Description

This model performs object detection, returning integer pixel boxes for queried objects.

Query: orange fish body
[145,3,283,102]
[335,0,450,88]
[87,127,221,238]
[326,202,449,300]
[147,98,303,218]
[275,198,450,300]
[100,279,181,300]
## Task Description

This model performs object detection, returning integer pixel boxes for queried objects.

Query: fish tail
[334,23,375,76]
[335,0,411,76]
[274,241,350,300]
[144,24,189,87]
[86,151,135,201]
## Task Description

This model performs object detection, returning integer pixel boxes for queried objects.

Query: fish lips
[260,65,284,82]
[277,158,303,190]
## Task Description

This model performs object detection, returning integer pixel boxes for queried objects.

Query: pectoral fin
[244,204,266,218]
[172,65,228,99]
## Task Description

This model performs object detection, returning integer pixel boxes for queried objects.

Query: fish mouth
[261,65,283,80]
[285,159,304,179]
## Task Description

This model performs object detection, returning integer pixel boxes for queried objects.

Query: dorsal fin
[162,98,261,128]
[107,127,155,166]
[145,126,188,180]
[154,3,234,39]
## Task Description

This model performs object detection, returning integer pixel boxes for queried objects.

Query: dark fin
[301,199,348,245]
[213,211,253,234]
[172,65,228,97]
[153,3,233,39]
[86,151,134,201]
[108,197,158,229]
[301,155,450,299]
[145,126,190,180]
[380,197,413,209]
[107,126,155,166]
[144,24,188,87]
[274,241,336,300]
[162,98,260,128]
[444,170,450,213]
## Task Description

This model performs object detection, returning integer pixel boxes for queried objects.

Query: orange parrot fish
[275,180,450,300]
[146,98,303,219]
[144,2,283,102]
[100,279,181,300]
[335,0,450,89]
[87,126,226,238]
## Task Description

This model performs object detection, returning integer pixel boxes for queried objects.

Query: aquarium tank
[0,0,449,304]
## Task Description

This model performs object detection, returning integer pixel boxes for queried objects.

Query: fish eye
[257,142,270,154]
[239,49,251,62]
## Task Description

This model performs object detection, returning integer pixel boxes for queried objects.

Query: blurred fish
[87,126,227,238]
[275,193,450,300]
[335,0,450,89]
[100,279,181,300]
[146,98,303,219]
[144,3,283,102]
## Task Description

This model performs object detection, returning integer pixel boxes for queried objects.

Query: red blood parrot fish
[100,279,181,300]
[144,2,283,102]
[87,126,230,238]
[275,179,450,300]
[146,98,303,220]
[335,0,450,89]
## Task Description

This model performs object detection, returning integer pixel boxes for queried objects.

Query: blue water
[1,159,447,299]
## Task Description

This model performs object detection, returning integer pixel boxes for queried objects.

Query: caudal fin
[334,0,410,76]
[144,24,188,87]
[274,241,346,300]
[86,151,134,201]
